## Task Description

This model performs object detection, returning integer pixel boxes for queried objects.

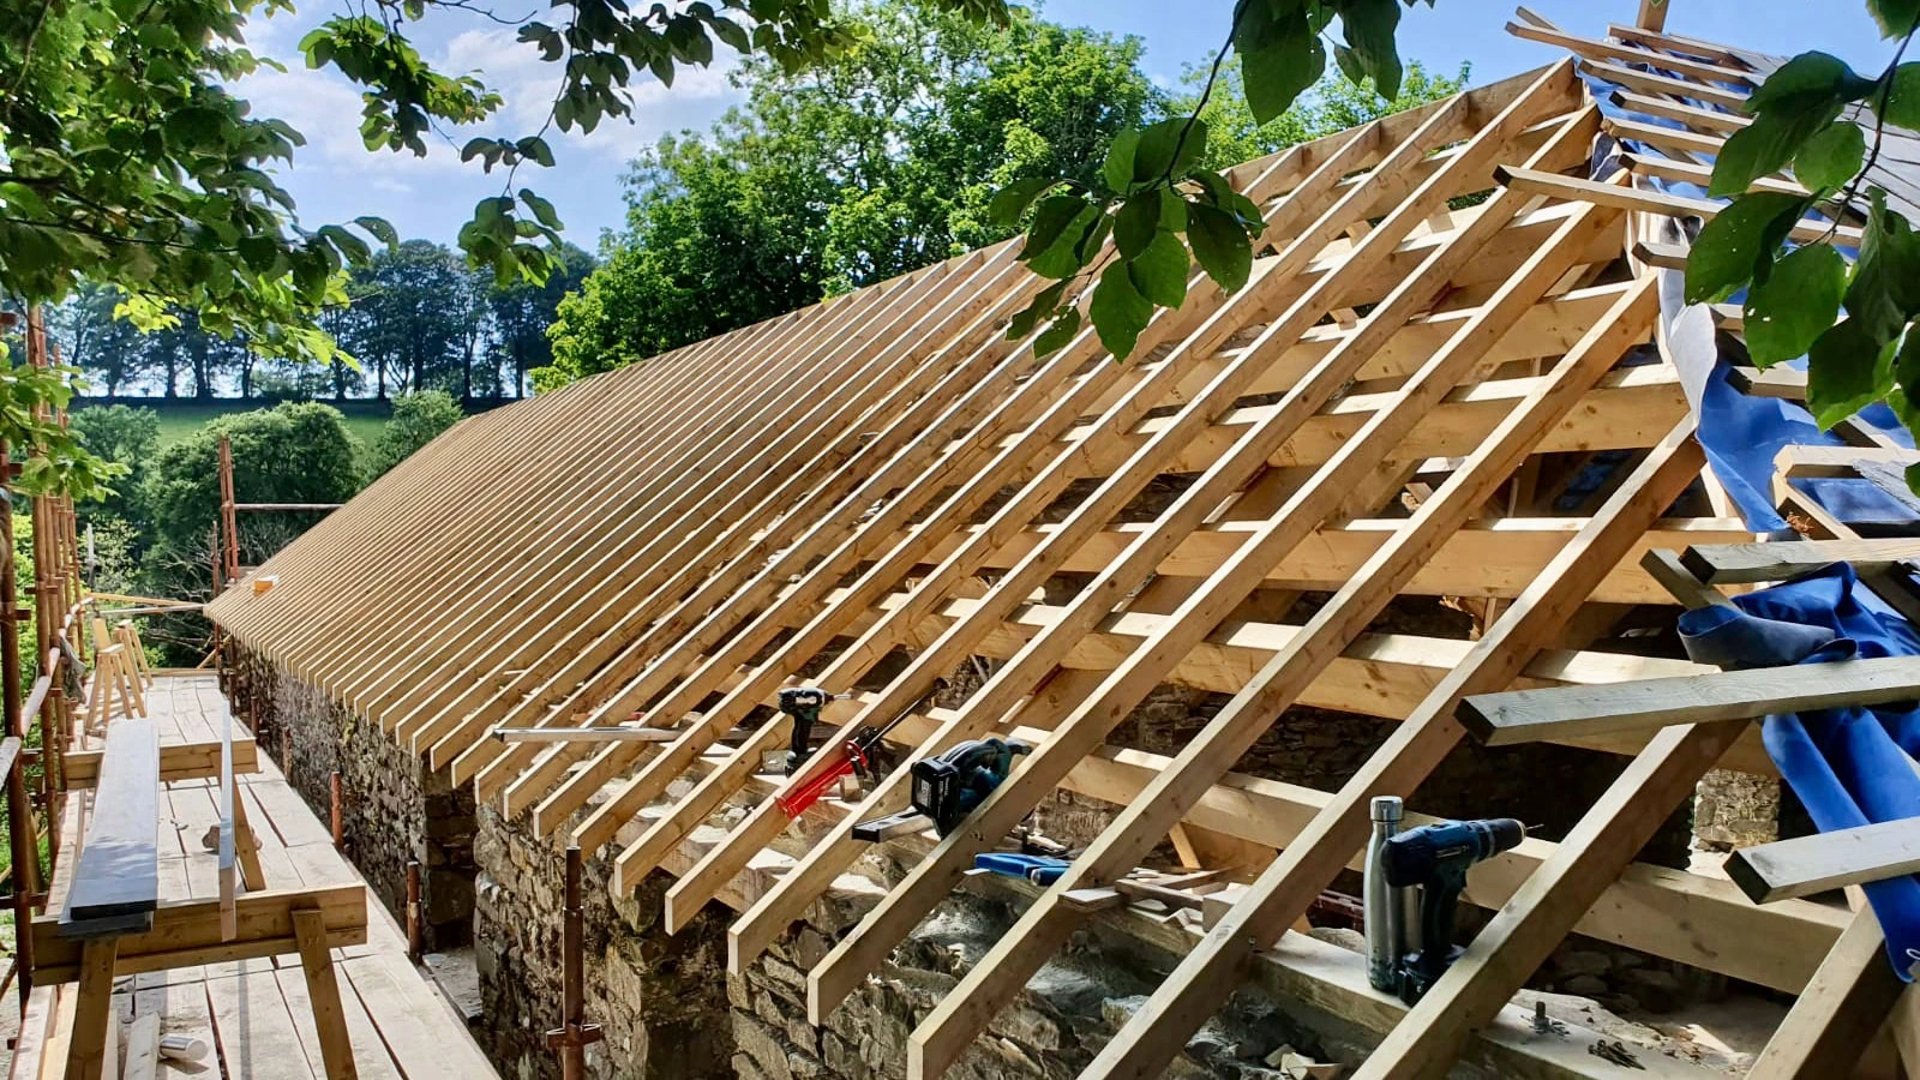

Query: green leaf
[1743,244,1846,366]
[1683,192,1807,304]
[707,15,751,51]
[1893,323,1920,420]
[1187,202,1254,291]
[519,22,564,61]
[1158,189,1189,232]
[163,106,225,148]
[1793,121,1866,191]
[316,223,370,265]
[1711,52,1873,196]
[520,189,564,230]
[990,177,1060,227]
[1128,230,1190,309]
[1231,0,1287,53]
[1133,118,1208,184]
[1114,191,1163,258]
[1242,7,1323,124]
[1025,199,1101,280]
[1746,52,1875,115]
[1845,188,1920,341]
[1337,0,1404,100]
[1806,318,1897,429]
[299,28,334,68]
[1333,44,1366,88]
[237,235,280,274]
[1024,194,1094,263]
[1103,129,1142,194]
[1009,280,1070,339]
[518,136,556,168]
[1713,110,1846,195]
[353,215,398,247]
[1076,211,1115,263]
[1090,260,1153,360]
[1034,309,1081,357]
[1869,0,1920,37]
[1882,63,1920,129]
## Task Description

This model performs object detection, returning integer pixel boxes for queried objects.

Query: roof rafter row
[213,16,1903,1076]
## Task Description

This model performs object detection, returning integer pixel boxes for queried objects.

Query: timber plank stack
[207,5,1920,1078]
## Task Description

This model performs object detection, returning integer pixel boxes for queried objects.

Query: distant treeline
[40,239,594,402]
[70,394,519,414]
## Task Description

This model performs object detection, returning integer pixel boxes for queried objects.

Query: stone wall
[733,877,1333,1080]
[234,650,478,949]
[475,805,733,1080]
[235,616,1728,1080]
[1692,770,1782,851]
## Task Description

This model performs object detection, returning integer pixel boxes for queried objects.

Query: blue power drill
[1382,817,1525,1003]
[910,737,1032,836]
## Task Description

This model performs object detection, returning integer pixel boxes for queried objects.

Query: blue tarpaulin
[1679,564,1920,978]
[1575,49,1920,980]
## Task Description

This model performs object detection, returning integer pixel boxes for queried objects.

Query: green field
[75,398,397,471]
[127,399,395,449]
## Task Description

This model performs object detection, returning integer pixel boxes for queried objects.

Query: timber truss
[210,9,1920,1078]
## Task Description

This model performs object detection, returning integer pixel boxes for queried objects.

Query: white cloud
[438,27,741,162]
[230,11,746,239]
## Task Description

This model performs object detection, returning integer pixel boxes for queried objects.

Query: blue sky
[240,2,1900,251]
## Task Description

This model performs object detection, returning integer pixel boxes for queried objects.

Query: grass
[132,399,396,450]
[77,397,397,473]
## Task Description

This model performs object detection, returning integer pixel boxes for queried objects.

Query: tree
[337,241,480,398]
[47,284,154,396]
[69,404,159,467]
[0,0,1010,356]
[69,404,161,533]
[490,246,593,397]
[542,1,1162,384]
[138,308,250,399]
[2,0,1437,498]
[141,402,362,599]
[371,390,463,475]
[993,0,1432,360]
[1182,57,1469,168]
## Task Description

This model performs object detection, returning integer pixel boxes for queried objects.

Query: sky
[238,1,1902,251]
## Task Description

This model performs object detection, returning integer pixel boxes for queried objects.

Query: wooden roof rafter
[205,11,1920,1078]
[630,71,1603,955]
[536,83,1591,850]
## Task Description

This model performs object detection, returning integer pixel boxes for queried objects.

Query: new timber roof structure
[209,7,1920,1078]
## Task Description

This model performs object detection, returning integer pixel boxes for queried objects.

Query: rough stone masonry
[235,637,1749,1080]
[238,651,478,950]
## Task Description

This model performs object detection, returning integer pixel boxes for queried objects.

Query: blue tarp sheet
[1679,564,1920,979]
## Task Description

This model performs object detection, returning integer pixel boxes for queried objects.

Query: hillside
[76,397,398,450]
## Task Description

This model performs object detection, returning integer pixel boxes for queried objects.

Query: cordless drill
[1382,817,1526,1003]
[779,687,835,775]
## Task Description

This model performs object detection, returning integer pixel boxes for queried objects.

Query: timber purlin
[205,7,1920,1079]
